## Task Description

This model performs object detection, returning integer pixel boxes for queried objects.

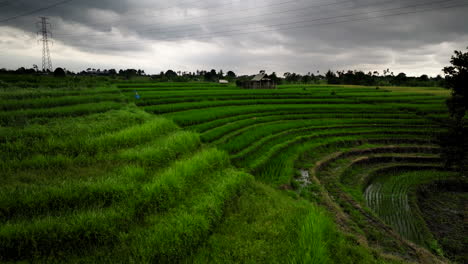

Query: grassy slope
[123,82,454,263]
[0,77,390,263]
[190,181,401,264]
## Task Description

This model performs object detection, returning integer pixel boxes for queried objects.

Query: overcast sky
[0,0,467,76]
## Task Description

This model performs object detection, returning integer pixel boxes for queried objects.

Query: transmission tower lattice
[37,17,53,72]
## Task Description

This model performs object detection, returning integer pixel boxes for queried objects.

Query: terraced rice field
[123,82,453,254]
[0,85,256,262]
[365,170,457,244]
[126,83,447,181]
[0,80,453,263]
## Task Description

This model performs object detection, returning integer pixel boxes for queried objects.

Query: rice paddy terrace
[121,82,459,261]
[0,78,462,263]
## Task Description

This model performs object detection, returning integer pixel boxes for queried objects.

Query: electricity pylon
[37,17,53,72]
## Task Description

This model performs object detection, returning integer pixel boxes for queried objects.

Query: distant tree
[438,48,468,175]
[165,70,178,79]
[325,70,339,84]
[392,72,407,85]
[120,69,138,79]
[54,67,66,77]
[343,70,356,84]
[269,72,281,84]
[16,67,26,74]
[218,70,224,78]
[108,69,117,76]
[285,72,301,83]
[302,74,312,84]
[204,69,218,82]
[227,71,236,78]
[419,74,429,81]
[444,48,468,122]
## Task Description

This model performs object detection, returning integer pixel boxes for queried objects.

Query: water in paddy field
[364,173,426,245]
[298,169,311,187]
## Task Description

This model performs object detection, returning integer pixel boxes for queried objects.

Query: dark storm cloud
[0,0,467,75]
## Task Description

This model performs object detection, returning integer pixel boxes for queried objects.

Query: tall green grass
[0,108,153,161]
[130,169,253,262]
[136,148,230,213]
[86,117,179,153]
[0,206,131,260]
[116,130,201,166]
[0,94,124,111]
[0,101,124,126]
[0,80,450,263]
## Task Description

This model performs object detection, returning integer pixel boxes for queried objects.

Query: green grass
[0,94,124,111]
[115,130,201,166]
[122,82,453,261]
[0,101,125,126]
[129,169,253,262]
[0,79,452,263]
[164,104,401,126]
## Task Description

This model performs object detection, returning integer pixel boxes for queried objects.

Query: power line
[54,0,436,39]
[123,0,437,36]
[54,0,306,36]
[137,0,305,32]
[75,0,220,26]
[0,0,74,23]
[55,0,353,38]
[78,0,304,30]
[84,0,466,46]
[229,2,468,38]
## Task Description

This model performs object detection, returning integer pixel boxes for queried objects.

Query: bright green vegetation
[1,79,395,263]
[120,82,455,262]
[1,77,455,263]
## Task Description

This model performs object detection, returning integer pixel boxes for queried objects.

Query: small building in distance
[238,72,277,89]
[219,79,229,84]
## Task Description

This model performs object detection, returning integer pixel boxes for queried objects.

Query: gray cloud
[0,0,467,75]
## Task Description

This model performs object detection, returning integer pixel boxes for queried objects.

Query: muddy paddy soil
[417,181,468,263]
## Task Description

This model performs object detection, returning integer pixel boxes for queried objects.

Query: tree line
[0,67,445,87]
